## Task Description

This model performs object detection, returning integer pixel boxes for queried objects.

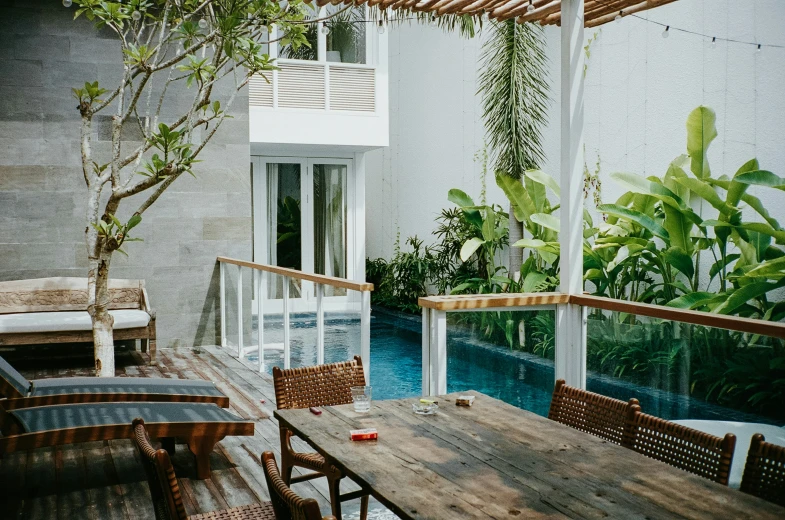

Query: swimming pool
[249,308,778,424]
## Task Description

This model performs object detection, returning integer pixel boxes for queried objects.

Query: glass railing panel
[586,309,784,425]
[369,308,422,400]
[445,309,556,417]
[323,291,361,365]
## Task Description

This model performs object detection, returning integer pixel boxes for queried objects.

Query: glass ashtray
[412,402,439,415]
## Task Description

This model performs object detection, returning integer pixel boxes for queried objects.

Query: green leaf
[448,188,475,208]
[686,106,717,179]
[746,231,771,263]
[598,204,670,243]
[127,214,142,230]
[734,170,785,191]
[662,205,693,255]
[673,177,736,216]
[611,172,690,212]
[460,237,485,262]
[524,169,560,197]
[530,213,560,233]
[496,174,536,223]
[704,220,785,244]
[666,292,722,309]
[522,271,547,293]
[714,280,785,315]
[482,208,496,242]
[725,158,759,206]
[709,254,740,281]
[663,247,694,279]
[743,256,785,279]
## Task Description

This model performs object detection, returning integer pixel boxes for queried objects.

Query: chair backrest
[628,412,736,485]
[548,379,640,446]
[132,418,189,520]
[273,356,366,410]
[740,433,785,506]
[0,277,144,314]
[262,451,332,520]
[0,355,31,398]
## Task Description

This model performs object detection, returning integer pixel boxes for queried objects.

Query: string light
[661,25,669,39]
[132,10,142,21]
[198,17,208,29]
[62,0,72,6]
[377,20,385,35]
[430,15,438,27]
[710,36,716,49]
[321,23,330,35]
[481,10,490,23]
[757,44,762,53]
[615,10,623,22]
[527,0,534,13]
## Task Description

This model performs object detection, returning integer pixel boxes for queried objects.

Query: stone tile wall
[0,0,252,347]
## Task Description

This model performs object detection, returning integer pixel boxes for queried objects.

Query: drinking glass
[351,385,372,413]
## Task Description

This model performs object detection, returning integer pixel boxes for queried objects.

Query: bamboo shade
[311,0,680,28]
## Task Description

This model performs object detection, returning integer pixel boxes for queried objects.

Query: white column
[360,290,371,384]
[257,270,264,373]
[316,283,325,365]
[237,265,243,359]
[421,307,431,396]
[556,0,587,389]
[219,262,226,348]
[283,278,291,369]
[430,309,447,396]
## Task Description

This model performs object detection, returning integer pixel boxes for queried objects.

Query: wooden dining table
[274,391,785,519]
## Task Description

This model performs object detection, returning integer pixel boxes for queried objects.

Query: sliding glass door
[252,156,354,307]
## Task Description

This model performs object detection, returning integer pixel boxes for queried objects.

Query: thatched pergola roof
[314,0,678,28]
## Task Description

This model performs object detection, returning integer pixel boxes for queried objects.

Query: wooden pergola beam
[309,0,679,27]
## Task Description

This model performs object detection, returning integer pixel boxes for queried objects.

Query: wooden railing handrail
[418,292,785,339]
[217,257,374,292]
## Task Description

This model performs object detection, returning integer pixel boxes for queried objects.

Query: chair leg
[360,494,369,520]
[328,476,342,519]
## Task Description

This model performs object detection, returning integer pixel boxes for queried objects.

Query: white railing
[249,59,376,113]
[418,292,785,397]
[217,256,373,382]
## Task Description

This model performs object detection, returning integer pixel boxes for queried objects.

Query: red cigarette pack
[350,428,378,441]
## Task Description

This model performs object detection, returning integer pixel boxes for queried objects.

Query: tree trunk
[87,240,115,376]
[508,201,523,281]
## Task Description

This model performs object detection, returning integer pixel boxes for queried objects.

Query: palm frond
[478,20,550,179]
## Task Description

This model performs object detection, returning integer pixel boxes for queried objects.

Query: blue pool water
[249,308,777,423]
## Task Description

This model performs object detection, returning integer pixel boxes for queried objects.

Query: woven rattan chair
[547,379,640,446]
[740,433,785,507]
[273,356,369,520]
[132,418,276,520]
[627,411,736,485]
[262,451,337,520]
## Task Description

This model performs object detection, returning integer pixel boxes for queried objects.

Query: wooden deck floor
[0,345,376,519]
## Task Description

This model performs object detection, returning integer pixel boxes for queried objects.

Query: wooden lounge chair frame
[0,355,229,409]
[0,402,253,479]
[273,355,370,520]
[740,433,785,507]
[133,418,276,519]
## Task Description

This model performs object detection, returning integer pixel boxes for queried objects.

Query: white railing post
[316,283,325,365]
[219,261,226,349]
[360,290,371,384]
[257,270,264,373]
[421,307,431,396]
[237,265,243,359]
[556,0,587,389]
[431,309,447,396]
[283,278,291,369]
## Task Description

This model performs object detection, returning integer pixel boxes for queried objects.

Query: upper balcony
[249,6,389,152]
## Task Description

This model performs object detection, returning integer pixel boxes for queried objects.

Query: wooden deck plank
[2,346,342,519]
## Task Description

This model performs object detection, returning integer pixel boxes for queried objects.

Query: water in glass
[351,385,372,413]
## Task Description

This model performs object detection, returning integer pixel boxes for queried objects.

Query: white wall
[366,0,785,263]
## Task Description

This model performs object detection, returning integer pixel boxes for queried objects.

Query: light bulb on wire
[62,0,72,7]
[198,17,208,29]
[377,20,385,35]
[615,10,622,22]
[757,44,762,53]
[321,24,330,35]
[527,1,534,13]
[661,25,669,38]
[710,36,716,48]
[430,15,438,27]
[132,10,142,21]
[481,10,489,23]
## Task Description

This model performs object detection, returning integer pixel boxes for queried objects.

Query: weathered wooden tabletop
[275,391,785,519]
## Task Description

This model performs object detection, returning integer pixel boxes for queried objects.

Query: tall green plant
[478,20,550,274]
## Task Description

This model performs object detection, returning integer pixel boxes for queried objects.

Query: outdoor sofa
[0,277,157,362]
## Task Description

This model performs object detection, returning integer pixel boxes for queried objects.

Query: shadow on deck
[0,345,360,519]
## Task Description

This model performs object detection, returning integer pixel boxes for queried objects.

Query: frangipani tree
[71,0,330,376]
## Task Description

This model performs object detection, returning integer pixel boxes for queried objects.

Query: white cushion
[0,310,150,334]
